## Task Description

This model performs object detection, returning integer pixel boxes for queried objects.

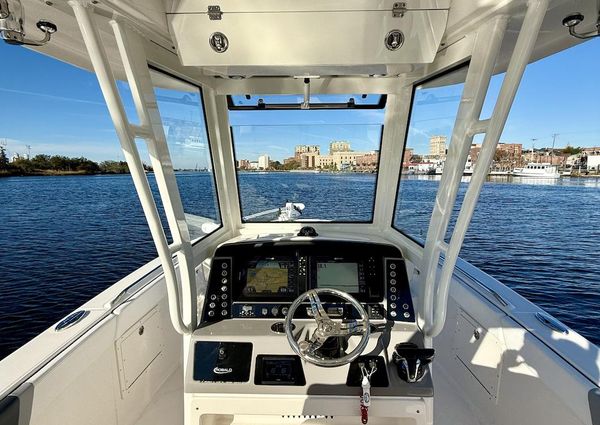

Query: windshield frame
[229,119,385,224]
[390,61,470,246]
[227,94,387,110]
[148,64,225,242]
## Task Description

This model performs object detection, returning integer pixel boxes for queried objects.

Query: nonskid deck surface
[134,367,183,425]
[132,365,478,425]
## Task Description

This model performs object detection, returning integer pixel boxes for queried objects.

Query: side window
[393,66,468,242]
[150,69,221,240]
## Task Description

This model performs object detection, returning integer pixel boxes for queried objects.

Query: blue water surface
[0,172,598,360]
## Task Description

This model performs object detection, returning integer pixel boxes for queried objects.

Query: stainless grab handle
[535,312,569,334]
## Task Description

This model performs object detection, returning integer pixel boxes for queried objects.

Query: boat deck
[133,364,479,425]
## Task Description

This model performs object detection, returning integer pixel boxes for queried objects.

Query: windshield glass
[229,95,385,222]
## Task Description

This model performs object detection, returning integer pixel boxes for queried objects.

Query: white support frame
[69,1,197,335]
[420,0,550,338]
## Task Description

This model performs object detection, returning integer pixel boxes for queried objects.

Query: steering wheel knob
[284,288,370,367]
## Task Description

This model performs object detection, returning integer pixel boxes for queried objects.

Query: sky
[0,37,598,163]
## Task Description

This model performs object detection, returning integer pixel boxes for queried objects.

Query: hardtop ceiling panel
[167,0,449,69]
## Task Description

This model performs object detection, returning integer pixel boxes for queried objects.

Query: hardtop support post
[419,15,510,335]
[111,19,197,330]
[69,1,193,334]
[426,0,550,337]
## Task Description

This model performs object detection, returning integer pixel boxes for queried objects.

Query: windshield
[229,95,386,222]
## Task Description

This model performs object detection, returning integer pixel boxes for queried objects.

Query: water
[1,172,599,360]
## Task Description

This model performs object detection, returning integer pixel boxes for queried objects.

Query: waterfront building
[429,135,447,158]
[283,157,296,165]
[258,154,270,170]
[294,145,320,159]
[402,148,414,167]
[469,142,523,170]
[587,155,600,171]
[249,160,259,170]
[300,152,319,168]
[497,142,522,159]
[329,141,351,155]
[237,159,251,170]
[582,146,600,155]
[316,155,334,168]
[300,150,374,170]
[355,152,379,172]
[469,144,482,163]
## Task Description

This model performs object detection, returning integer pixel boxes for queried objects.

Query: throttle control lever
[392,342,434,383]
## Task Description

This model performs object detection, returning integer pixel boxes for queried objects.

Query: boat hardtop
[0,1,599,425]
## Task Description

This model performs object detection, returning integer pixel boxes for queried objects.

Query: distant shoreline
[0,170,131,178]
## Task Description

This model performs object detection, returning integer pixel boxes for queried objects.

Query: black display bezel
[309,256,383,302]
[234,255,304,301]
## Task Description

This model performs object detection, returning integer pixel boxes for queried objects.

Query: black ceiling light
[562,12,600,40]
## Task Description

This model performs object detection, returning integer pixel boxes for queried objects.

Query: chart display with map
[243,260,294,296]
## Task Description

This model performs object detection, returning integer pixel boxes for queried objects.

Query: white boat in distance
[513,162,560,178]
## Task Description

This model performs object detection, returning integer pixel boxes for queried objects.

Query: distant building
[429,136,447,158]
[329,141,351,155]
[587,155,600,171]
[299,150,374,170]
[316,155,334,168]
[582,147,600,155]
[402,148,414,167]
[258,154,270,170]
[294,145,320,159]
[470,142,523,170]
[300,153,319,169]
[283,157,297,165]
[355,152,379,172]
[249,161,259,170]
[237,159,251,169]
[469,144,482,163]
[497,143,522,160]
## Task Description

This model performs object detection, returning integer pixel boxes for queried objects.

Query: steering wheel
[284,288,370,367]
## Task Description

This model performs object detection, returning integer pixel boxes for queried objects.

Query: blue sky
[0,38,598,163]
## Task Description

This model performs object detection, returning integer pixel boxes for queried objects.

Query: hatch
[167,0,449,69]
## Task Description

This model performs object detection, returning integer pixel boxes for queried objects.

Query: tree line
[0,148,152,176]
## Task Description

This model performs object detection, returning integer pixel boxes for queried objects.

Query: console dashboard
[201,240,415,325]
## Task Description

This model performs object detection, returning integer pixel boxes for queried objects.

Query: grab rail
[69,1,195,334]
[535,312,569,334]
[422,0,550,337]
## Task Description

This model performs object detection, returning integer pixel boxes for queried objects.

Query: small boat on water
[512,162,560,178]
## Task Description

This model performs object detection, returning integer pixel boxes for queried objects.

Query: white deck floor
[134,364,480,425]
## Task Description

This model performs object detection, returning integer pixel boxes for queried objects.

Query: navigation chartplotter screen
[244,260,294,296]
[317,262,359,293]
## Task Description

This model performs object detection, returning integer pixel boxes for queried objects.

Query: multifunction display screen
[243,259,296,297]
[316,262,360,293]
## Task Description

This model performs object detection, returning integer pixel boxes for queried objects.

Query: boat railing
[419,0,549,339]
[69,2,199,335]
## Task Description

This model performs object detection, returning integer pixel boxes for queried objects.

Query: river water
[0,172,598,359]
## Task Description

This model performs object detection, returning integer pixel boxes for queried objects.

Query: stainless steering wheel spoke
[307,289,329,323]
[300,330,329,355]
[336,319,366,336]
[285,288,371,367]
